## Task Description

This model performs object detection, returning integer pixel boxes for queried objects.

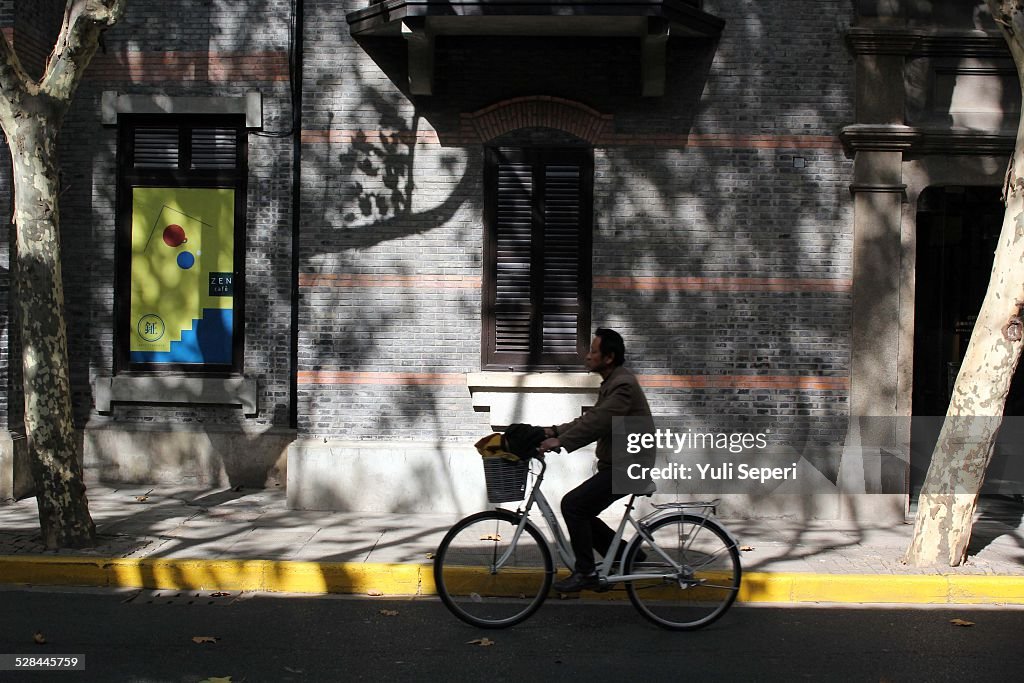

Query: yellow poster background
[130,187,234,357]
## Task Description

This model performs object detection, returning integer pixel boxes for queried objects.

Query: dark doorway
[910,185,1024,498]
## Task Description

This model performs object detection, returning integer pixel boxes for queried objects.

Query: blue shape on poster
[130,309,232,364]
[177,251,195,269]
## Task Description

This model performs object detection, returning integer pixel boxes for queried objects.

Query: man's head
[585,327,626,375]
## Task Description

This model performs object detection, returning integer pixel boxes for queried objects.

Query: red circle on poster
[162,224,187,247]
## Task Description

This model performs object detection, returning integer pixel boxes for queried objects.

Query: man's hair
[594,328,626,367]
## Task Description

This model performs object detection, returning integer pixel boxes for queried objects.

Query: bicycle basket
[482,456,529,503]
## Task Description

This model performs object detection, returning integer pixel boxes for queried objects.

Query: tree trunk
[8,114,96,548]
[905,0,1024,566]
[0,0,126,548]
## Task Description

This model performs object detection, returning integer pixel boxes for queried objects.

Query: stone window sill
[466,372,600,428]
[94,376,258,416]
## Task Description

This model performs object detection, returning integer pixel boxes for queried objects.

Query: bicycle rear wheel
[624,513,741,630]
[433,509,553,628]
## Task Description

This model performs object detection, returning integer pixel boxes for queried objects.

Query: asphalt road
[1,586,1022,682]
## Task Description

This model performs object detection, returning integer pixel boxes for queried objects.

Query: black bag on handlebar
[502,423,547,460]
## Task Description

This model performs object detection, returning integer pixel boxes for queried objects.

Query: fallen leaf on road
[739,546,755,552]
[134,489,154,503]
[32,631,46,644]
[468,638,495,647]
[950,618,975,627]
[379,609,399,616]
[199,678,232,683]
[210,592,231,598]
[367,590,384,597]
[192,636,221,644]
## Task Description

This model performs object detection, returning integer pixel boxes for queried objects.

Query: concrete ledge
[84,423,293,488]
[94,376,258,416]
[286,439,597,514]
[101,91,263,128]
[2,556,1023,605]
[0,430,33,504]
[466,372,600,428]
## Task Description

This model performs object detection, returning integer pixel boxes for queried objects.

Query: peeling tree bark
[904,0,1024,566]
[0,0,126,549]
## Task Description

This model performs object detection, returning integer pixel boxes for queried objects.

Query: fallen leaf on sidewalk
[739,546,755,552]
[32,631,46,644]
[367,590,384,596]
[425,553,435,559]
[192,636,221,644]
[949,618,975,627]
[467,638,495,647]
[481,534,501,541]
[379,609,399,616]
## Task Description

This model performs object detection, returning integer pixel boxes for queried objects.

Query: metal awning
[345,0,725,96]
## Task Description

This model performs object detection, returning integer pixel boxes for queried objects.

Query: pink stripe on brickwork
[593,276,852,293]
[301,128,841,151]
[297,371,848,391]
[299,273,480,289]
[87,50,289,83]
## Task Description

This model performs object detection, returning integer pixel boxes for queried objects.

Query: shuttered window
[126,119,243,174]
[483,147,593,370]
[116,115,247,374]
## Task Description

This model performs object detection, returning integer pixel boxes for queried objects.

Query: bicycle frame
[494,453,734,586]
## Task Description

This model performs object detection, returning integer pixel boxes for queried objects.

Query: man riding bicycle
[538,328,653,593]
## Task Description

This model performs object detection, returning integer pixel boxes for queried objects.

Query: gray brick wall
[295,0,856,442]
[0,0,858,443]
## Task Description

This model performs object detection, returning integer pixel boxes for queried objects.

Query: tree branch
[0,29,36,130]
[40,0,126,102]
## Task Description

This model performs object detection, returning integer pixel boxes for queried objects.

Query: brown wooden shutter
[484,147,592,370]
[133,128,179,168]
[542,163,584,357]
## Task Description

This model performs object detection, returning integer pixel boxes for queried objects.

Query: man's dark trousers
[561,468,626,575]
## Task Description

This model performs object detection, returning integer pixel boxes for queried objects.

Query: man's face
[584,336,614,373]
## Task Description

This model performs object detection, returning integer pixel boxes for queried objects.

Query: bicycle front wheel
[433,509,553,628]
[624,513,741,630]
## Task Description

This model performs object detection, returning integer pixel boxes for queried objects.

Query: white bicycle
[433,451,742,630]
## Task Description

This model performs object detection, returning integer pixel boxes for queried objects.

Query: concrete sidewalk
[2,481,1024,605]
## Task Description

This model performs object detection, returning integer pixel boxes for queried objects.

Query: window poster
[129,187,235,365]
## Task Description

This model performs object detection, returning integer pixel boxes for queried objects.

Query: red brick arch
[460,96,613,144]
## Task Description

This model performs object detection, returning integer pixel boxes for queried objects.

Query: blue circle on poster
[177,251,195,270]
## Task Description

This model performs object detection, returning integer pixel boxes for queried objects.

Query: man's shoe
[553,571,601,593]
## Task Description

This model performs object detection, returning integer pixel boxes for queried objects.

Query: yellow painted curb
[3,556,1024,604]
[0,556,426,596]
[740,571,1024,605]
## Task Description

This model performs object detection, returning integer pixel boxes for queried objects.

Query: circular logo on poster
[138,314,165,343]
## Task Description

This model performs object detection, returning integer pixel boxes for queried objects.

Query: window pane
[494,163,533,353]
[191,128,238,170]
[542,164,582,354]
[133,128,179,168]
